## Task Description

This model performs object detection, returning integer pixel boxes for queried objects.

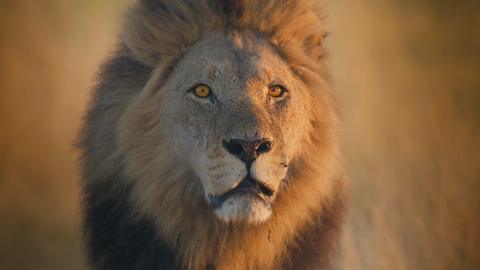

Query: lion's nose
[223,138,272,165]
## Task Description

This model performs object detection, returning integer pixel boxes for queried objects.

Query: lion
[79,0,347,269]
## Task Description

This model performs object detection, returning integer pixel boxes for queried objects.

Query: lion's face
[122,34,312,225]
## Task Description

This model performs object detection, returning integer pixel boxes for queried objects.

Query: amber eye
[268,85,287,98]
[193,84,211,98]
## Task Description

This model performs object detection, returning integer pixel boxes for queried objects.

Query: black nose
[223,138,272,165]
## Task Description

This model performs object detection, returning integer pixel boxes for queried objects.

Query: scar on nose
[230,75,238,84]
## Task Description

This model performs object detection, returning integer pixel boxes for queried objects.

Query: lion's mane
[80,0,347,269]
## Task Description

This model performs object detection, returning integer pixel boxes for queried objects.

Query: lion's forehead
[176,34,291,89]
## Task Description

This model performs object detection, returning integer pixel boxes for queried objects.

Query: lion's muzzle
[202,137,281,224]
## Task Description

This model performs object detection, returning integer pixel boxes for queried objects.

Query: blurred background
[0,0,478,269]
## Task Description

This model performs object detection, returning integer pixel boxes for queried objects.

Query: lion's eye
[193,84,211,98]
[268,85,287,98]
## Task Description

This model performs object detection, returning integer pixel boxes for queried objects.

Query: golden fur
[80,1,347,269]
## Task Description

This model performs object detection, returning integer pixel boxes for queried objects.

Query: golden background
[0,1,478,269]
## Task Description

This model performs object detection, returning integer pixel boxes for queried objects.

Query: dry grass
[0,1,478,269]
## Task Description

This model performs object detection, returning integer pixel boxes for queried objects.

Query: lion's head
[119,32,314,224]
[82,1,345,268]
[108,0,340,229]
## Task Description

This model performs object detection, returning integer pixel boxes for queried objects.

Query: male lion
[80,0,347,269]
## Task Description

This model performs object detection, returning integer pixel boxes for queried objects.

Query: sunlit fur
[80,0,347,269]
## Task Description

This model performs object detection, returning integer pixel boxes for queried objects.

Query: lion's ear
[294,3,329,63]
[303,31,328,62]
[288,9,328,63]
[121,1,223,67]
[121,9,164,66]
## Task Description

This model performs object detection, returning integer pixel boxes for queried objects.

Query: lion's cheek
[189,147,247,200]
[250,154,288,194]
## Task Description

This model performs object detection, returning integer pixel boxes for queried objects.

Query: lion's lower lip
[210,177,273,209]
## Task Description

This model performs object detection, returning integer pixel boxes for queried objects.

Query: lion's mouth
[210,176,274,209]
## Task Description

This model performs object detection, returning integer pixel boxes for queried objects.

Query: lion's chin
[213,193,272,225]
